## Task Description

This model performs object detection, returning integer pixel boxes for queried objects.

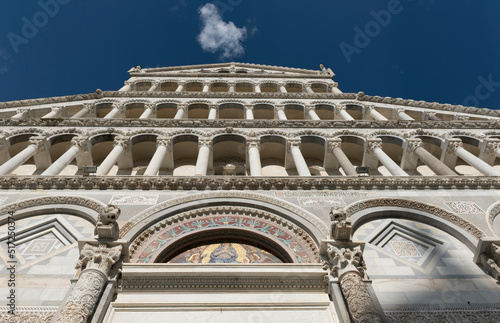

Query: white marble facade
[0,63,499,322]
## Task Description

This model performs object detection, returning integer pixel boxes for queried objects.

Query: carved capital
[457,115,470,121]
[111,103,123,111]
[485,140,500,154]
[305,105,315,113]
[71,137,88,150]
[367,140,383,153]
[75,243,123,275]
[83,102,95,112]
[247,139,260,150]
[177,104,187,113]
[156,136,172,150]
[275,105,285,112]
[396,108,406,115]
[113,136,129,149]
[325,244,367,279]
[447,139,463,153]
[287,138,301,152]
[337,104,347,112]
[365,105,375,113]
[15,109,28,116]
[144,103,155,110]
[28,136,45,149]
[198,139,212,149]
[244,104,253,111]
[328,139,342,152]
[407,139,423,153]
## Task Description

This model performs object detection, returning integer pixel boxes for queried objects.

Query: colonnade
[12,102,488,122]
[118,80,341,94]
[2,134,500,177]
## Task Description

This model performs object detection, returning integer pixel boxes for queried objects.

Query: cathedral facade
[0,63,500,322]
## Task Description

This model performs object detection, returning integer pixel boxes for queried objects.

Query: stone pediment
[131,62,330,78]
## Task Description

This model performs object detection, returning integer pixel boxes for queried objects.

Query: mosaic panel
[445,201,483,214]
[110,194,159,205]
[168,243,283,264]
[136,215,314,263]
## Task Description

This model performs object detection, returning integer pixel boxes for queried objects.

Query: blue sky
[0,0,499,109]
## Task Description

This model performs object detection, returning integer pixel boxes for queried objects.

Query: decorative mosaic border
[129,206,320,263]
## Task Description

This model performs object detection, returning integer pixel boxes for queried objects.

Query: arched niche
[346,198,485,251]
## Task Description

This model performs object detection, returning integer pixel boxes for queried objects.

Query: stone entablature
[0,175,498,191]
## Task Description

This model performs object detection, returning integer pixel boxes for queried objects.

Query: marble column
[194,139,212,176]
[407,140,456,175]
[448,140,500,176]
[245,105,254,120]
[247,139,262,176]
[288,139,311,176]
[276,106,287,120]
[144,137,170,176]
[147,82,160,92]
[254,83,261,93]
[208,105,217,120]
[306,106,321,120]
[11,109,29,120]
[366,105,388,121]
[103,104,122,119]
[174,105,187,120]
[279,83,287,93]
[55,242,125,323]
[175,82,185,92]
[0,137,44,175]
[305,84,315,94]
[396,108,414,121]
[96,137,128,176]
[41,138,86,176]
[368,140,408,176]
[139,103,155,119]
[202,82,210,93]
[71,103,94,119]
[337,105,354,121]
[118,82,132,92]
[324,242,385,323]
[42,107,61,119]
[329,140,357,176]
[426,112,441,121]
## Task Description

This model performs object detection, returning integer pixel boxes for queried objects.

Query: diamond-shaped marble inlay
[381,233,429,264]
[23,239,57,256]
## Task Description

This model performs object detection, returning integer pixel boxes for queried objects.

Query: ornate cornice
[3,118,500,129]
[0,176,498,194]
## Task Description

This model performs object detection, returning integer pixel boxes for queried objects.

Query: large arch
[130,206,319,264]
[346,198,486,251]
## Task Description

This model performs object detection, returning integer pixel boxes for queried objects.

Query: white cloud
[196,3,247,59]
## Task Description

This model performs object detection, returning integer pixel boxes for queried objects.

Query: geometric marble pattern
[21,236,59,257]
[389,240,421,258]
[445,201,484,214]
